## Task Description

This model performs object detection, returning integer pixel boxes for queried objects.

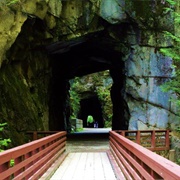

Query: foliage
[0,123,11,152]
[69,78,81,119]
[10,159,15,167]
[75,128,83,132]
[96,85,112,126]
[89,71,113,127]
[160,0,180,107]
[0,0,19,7]
[175,126,180,132]
[6,0,19,6]
[160,1,180,164]
[69,71,113,127]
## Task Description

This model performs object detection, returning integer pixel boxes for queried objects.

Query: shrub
[0,123,11,152]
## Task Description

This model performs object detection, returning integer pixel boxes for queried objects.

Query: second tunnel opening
[48,32,130,131]
[78,95,104,128]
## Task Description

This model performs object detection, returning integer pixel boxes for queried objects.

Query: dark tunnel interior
[47,32,129,131]
[78,96,104,128]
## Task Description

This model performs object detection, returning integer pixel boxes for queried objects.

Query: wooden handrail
[115,130,171,151]
[0,131,67,180]
[26,131,59,140]
[109,130,180,180]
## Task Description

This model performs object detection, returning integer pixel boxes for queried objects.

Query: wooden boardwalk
[42,128,125,180]
[50,152,120,180]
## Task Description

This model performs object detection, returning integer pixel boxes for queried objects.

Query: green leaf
[10,159,15,167]
[166,0,176,5]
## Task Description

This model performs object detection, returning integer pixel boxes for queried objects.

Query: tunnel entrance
[47,32,129,131]
[78,95,104,128]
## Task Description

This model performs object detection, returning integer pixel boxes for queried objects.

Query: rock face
[0,0,179,146]
[125,46,176,130]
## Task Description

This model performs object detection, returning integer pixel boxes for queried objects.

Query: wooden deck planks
[50,152,118,180]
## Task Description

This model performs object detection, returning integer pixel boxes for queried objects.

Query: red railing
[26,131,59,141]
[0,131,67,180]
[116,130,171,151]
[109,130,180,180]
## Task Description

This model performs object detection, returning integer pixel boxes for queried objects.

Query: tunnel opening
[47,32,129,131]
[78,94,104,128]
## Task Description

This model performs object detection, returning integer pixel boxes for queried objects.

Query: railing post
[121,131,125,136]
[165,130,170,149]
[33,131,38,140]
[136,131,141,145]
[151,130,155,150]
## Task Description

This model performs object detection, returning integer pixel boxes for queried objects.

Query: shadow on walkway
[66,128,111,153]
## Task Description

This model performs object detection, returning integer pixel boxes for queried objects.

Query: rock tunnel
[47,32,129,131]
[79,95,104,128]
[1,0,177,147]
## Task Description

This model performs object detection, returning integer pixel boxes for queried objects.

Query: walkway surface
[50,152,117,180]
[49,128,125,180]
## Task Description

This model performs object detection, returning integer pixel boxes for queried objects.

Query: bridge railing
[26,131,59,141]
[116,130,170,151]
[0,131,67,180]
[109,130,180,180]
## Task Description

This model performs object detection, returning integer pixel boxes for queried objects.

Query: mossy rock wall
[0,0,179,149]
[0,47,50,146]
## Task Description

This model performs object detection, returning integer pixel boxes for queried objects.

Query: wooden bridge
[0,129,180,180]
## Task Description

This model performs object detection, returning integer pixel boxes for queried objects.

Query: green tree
[160,0,180,106]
